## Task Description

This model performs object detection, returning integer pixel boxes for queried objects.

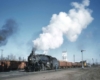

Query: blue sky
[0,0,100,63]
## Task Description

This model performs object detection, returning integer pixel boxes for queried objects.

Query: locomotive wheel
[25,66,32,72]
[50,63,55,70]
[28,67,31,72]
[40,64,45,71]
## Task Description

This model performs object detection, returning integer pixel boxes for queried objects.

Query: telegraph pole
[96,59,97,65]
[92,58,94,65]
[99,54,100,65]
[81,50,85,68]
[73,55,75,63]
[0,49,3,60]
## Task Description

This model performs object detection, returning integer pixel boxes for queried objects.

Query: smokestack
[33,0,93,50]
[32,47,36,55]
[0,19,18,46]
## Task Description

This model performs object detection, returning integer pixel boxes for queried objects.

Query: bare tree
[8,54,16,61]
[19,57,22,61]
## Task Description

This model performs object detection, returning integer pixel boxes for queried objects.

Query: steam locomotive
[25,50,59,72]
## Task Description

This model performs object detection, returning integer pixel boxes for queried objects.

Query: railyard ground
[0,66,100,80]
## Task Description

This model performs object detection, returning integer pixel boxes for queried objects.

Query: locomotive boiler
[25,50,59,72]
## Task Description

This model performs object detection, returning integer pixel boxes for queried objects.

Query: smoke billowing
[33,0,93,50]
[0,19,18,46]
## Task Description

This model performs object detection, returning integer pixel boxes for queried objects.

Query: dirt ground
[1,67,100,80]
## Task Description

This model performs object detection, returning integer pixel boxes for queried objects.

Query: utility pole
[0,49,3,60]
[81,50,85,68]
[96,59,98,65]
[99,54,100,65]
[92,58,94,65]
[73,55,75,63]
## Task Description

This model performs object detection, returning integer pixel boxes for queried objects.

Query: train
[25,50,86,72]
[0,50,87,72]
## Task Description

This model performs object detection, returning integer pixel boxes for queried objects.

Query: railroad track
[0,68,81,80]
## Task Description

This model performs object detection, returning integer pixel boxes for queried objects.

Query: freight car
[0,60,26,72]
[59,61,67,68]
[59,61,81,69]
[0,61,10,71]
[25,50,59,72]
[59,61,82,68]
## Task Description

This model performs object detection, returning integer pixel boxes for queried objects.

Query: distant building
[62,51,67,61]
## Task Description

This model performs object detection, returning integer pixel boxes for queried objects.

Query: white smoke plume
[33,0,93,50]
